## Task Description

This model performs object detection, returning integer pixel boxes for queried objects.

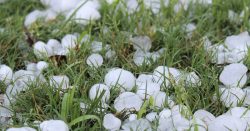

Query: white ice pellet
[193,109,215,125]
[34,41,53,58]
[103,113,121,131]
[122,119,152,131]
[104,68,136,91]
[219,63,248,88]
[136,82,160,99]
[86,53,103,68]
[49,75,69,89]
[152,91,175,108]
[0,65,13,85]
[130,36,152,51]
[114,92,143,112]
[146,112,158,122]
[88,84,110,102]
[39,120,69,131]
[37,61,49,71]
[219,87,246,108]
[61,34,77,49]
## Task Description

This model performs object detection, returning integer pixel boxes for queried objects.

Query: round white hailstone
[128,114,137,121]
[226,107,250,125]
[208,115,247,131]
[49,75,69,89]
[185,72,201,87]
[135,74,154,87]
[61,34,77,49]
[114,92,143,112]
[171,104,192,118]
[144,0,161,14]
[146,112,159,122]
[126,0,139,14]
[193,109,215,125]
[26,63,37,72]
[219,87,245,108]
[104,68,136,91]
[14,70,36,84]
[185,23,196,38]
[37,61,49,71]
[103,114,121,131]
[86,53,103,68]
[0,65,13,84]
[159,108,171,119]
[225,32,250,52]
[44,9,57,21]
[6,127,36,131]
[172,114,190,131]
[219,63,248,88]
[0,95,11,117]
[67,1,101,25]
[24,10,46,27]
[47,39,62,55]
[80,34,91,44]
[43,0,80,13]
[152,91,175,108]
[34,41,53,58]
[80,102,87,111]
[105,50,116,59]
[91,41,103,52]
[130,36,152,51]
[88,84,110,102]
[190,118,207,131]
[133,50,152,66]
[136,82,160,99]
[122,119,152,131]
[39,120,69,131]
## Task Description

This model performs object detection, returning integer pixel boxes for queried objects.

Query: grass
[0,0,250,130]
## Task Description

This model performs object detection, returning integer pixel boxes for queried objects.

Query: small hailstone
[190,118,207,131]
[34,41,53,58]
[146,112,158,122]
[103,114,121,131]
[49,75,69,89]
[126,0,139,14]
[26,63,37,72]
[105,50,116,59]
[228,10,239,23]
[128,114,137,121]
[61,34,77,49]
[152,91,175,108]
[136,82,160,99]
[114,92,143,112]
[6,127,36,131]
[37,61,48,71]
[219,87,245,107]
[226,107,250,125]
[47,39,63,55]
[185,23,196,38]
[90,41,103,52]
[86,53,103,68]
[171,114,190,131]
[159,108,172,119]
[135,74,154,87]
[39,120,69,131]
[219,63,248,88]
[24,10,46,27]
[171,104,192,118]
[88,84,110,102]
[80,102,87,111]
[185,72,201,87]
[208,114,247,131]
[122,119,152,131]
[104,68,136,91]
[193,109,215,125]
[144,0,161,14]
[67,1,101,25]
[133,50,152,66]
[44,9,57,21]
[0,65,13,85]
[130,36,152,51]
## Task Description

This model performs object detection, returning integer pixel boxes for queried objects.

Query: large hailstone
[103,113,121,131]
[39,120,69,131]
[152,66,182,87]
[114,92,143,112]
[130,36,152,51]
[136,74,154,87]
[122,119,152,131]
[219,87,246,107]
[208,115,247,131]
[6,127,36,131]
[67,1,101,25]
[136,82,160,99]
[226,107,250,125]
[0,65,13,85]
[37,61,49,71]
[152,91,175,108]
[89,84,110,102]
[61,34,77,49]
[34,41,53,58]
[193,109,215,125]
[49,75,69,89]
[185,72,201,87]
[104,68,136,91]
[146,112,159,122]
[219,63,248,88]
[86,53,103,68]
[190,118,207,131]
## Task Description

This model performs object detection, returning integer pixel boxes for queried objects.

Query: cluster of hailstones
[24,0,212,28]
